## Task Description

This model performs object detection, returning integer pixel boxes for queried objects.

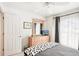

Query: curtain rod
[59,11,79,17]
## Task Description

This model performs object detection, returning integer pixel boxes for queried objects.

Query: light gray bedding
[35,45,79,56]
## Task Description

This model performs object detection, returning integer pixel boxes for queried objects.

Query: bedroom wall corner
[45,16,55,42]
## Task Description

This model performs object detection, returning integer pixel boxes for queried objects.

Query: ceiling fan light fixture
[44,2,70,6]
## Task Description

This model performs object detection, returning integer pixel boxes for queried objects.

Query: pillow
[24,42,58,56]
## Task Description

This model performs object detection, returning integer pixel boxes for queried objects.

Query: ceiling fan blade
[44,2,70,6]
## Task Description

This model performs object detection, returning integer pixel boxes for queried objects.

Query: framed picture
[23,22,32,29]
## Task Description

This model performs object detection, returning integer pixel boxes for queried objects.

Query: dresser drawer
[29,36,49,47]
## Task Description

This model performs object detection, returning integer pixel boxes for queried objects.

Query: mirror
[32,19,44,36]
[32,19,49,36]
[33,23,43,35]
[36,23,41,35]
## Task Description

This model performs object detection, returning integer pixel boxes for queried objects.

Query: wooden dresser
[28,19,49,47]
[28,35,49,47]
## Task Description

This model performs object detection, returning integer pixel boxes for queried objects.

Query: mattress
[35,45,79,56]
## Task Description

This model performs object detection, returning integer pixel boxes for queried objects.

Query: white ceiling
[1,2,79,17]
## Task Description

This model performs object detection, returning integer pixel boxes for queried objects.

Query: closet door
[4,13,22,56]
[59,13,79,50]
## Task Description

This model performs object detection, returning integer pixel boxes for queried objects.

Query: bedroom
[0,2,79,56]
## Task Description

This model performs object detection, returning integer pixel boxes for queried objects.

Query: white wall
[45,16,55,42]
[2,6,41,55]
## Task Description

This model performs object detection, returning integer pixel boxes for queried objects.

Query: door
[4,13,22,56]
[0,12,4,56]
[59,13,79,50]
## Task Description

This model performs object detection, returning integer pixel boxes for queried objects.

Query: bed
[24,42,79,56]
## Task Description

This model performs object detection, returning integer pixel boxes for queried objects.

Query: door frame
[0,11,4,56]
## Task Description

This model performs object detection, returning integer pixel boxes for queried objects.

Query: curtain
[59,13,79,50]
[55,17,60,43]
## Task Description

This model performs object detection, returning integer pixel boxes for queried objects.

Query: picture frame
[23,22,32,29]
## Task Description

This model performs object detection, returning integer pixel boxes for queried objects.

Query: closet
[59,12,79,50]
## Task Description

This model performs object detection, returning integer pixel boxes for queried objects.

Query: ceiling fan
[43,2,70,7]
